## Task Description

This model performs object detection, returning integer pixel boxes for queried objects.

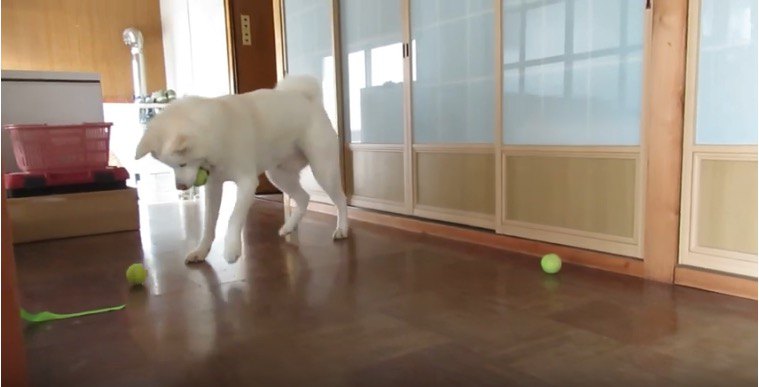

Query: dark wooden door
[227,0,280,194]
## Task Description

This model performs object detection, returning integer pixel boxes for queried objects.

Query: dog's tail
[275,75,322,104]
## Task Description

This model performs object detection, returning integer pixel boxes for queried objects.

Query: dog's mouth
[200,159,215,172]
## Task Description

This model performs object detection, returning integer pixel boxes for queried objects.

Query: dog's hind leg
[266,166,310,236]
[300,130,349,240]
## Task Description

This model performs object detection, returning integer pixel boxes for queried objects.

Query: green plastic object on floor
[20,304,126,323]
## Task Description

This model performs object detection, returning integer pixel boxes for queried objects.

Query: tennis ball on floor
[194,168,209,187]
[540,253,562,274]
[126,263,147,286]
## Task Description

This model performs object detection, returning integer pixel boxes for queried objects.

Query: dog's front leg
[224,179,258,263]
[185,176,223,264]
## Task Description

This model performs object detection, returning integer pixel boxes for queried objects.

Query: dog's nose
[176,183,189,191]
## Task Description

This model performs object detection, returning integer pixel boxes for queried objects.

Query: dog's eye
[179,163,187,167]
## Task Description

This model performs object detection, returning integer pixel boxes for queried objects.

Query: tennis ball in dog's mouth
[540,253,562,274]
[126,263,147,286]
[194,168,209,186]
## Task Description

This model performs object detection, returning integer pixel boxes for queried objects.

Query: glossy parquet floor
[14,196,758,386]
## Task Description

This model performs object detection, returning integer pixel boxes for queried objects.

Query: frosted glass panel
[284,0,337,127]
[573,0,620,54]
[341,0,404,143]
[284,0,337,197]
[525,2,565,61]
[411,0,495,144]
[503,0,643,145]
[695,0,758,145]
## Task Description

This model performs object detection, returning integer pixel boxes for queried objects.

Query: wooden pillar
[331,0,348,196]
[643,0,689,282]
[1,182,29,386]
[272,0,292,219]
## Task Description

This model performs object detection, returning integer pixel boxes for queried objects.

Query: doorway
[226,0,280,194]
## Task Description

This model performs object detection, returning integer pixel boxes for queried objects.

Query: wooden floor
[14,198,758,386]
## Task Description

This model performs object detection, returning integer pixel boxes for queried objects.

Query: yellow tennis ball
[540,253,562,274]
[194,168,209,187]
[126,263,147,286]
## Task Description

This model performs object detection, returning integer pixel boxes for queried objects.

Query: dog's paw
[185,244,211,264]
[278,223,297,237]
[332,227,349,240]
[223,240,242,264]
[224,250,241,264]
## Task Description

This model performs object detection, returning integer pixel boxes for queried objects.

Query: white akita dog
[135,75,349,264]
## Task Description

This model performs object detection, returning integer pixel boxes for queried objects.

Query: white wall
[103,1,230,189]
[1,71,105,173]
[160,0,231,97]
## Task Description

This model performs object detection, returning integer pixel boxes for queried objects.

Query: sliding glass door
[278,0,653,257]
[283,0,337,203]
[499,0,647,257]
[340,0,407,212]
[410,0,497,228]
[679,0,757,277]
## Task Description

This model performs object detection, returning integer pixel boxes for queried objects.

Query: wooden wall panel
[505,156,637,238]
[696,159,758,254]
[1,0,167,101]
[349,150,404,203]
[416,152,495,215]
[675,266,757,300]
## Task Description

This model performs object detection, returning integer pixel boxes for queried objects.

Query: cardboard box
[7,188,139,244]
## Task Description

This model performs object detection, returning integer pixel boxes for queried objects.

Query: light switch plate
[241,14,252,46]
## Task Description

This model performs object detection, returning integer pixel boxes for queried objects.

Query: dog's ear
[135,132,154,159]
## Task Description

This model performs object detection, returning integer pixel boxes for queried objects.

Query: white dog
[135,75,349,264]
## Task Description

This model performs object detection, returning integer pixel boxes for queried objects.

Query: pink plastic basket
[3,122,113,173]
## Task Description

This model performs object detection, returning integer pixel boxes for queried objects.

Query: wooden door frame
[224,0,239,94]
